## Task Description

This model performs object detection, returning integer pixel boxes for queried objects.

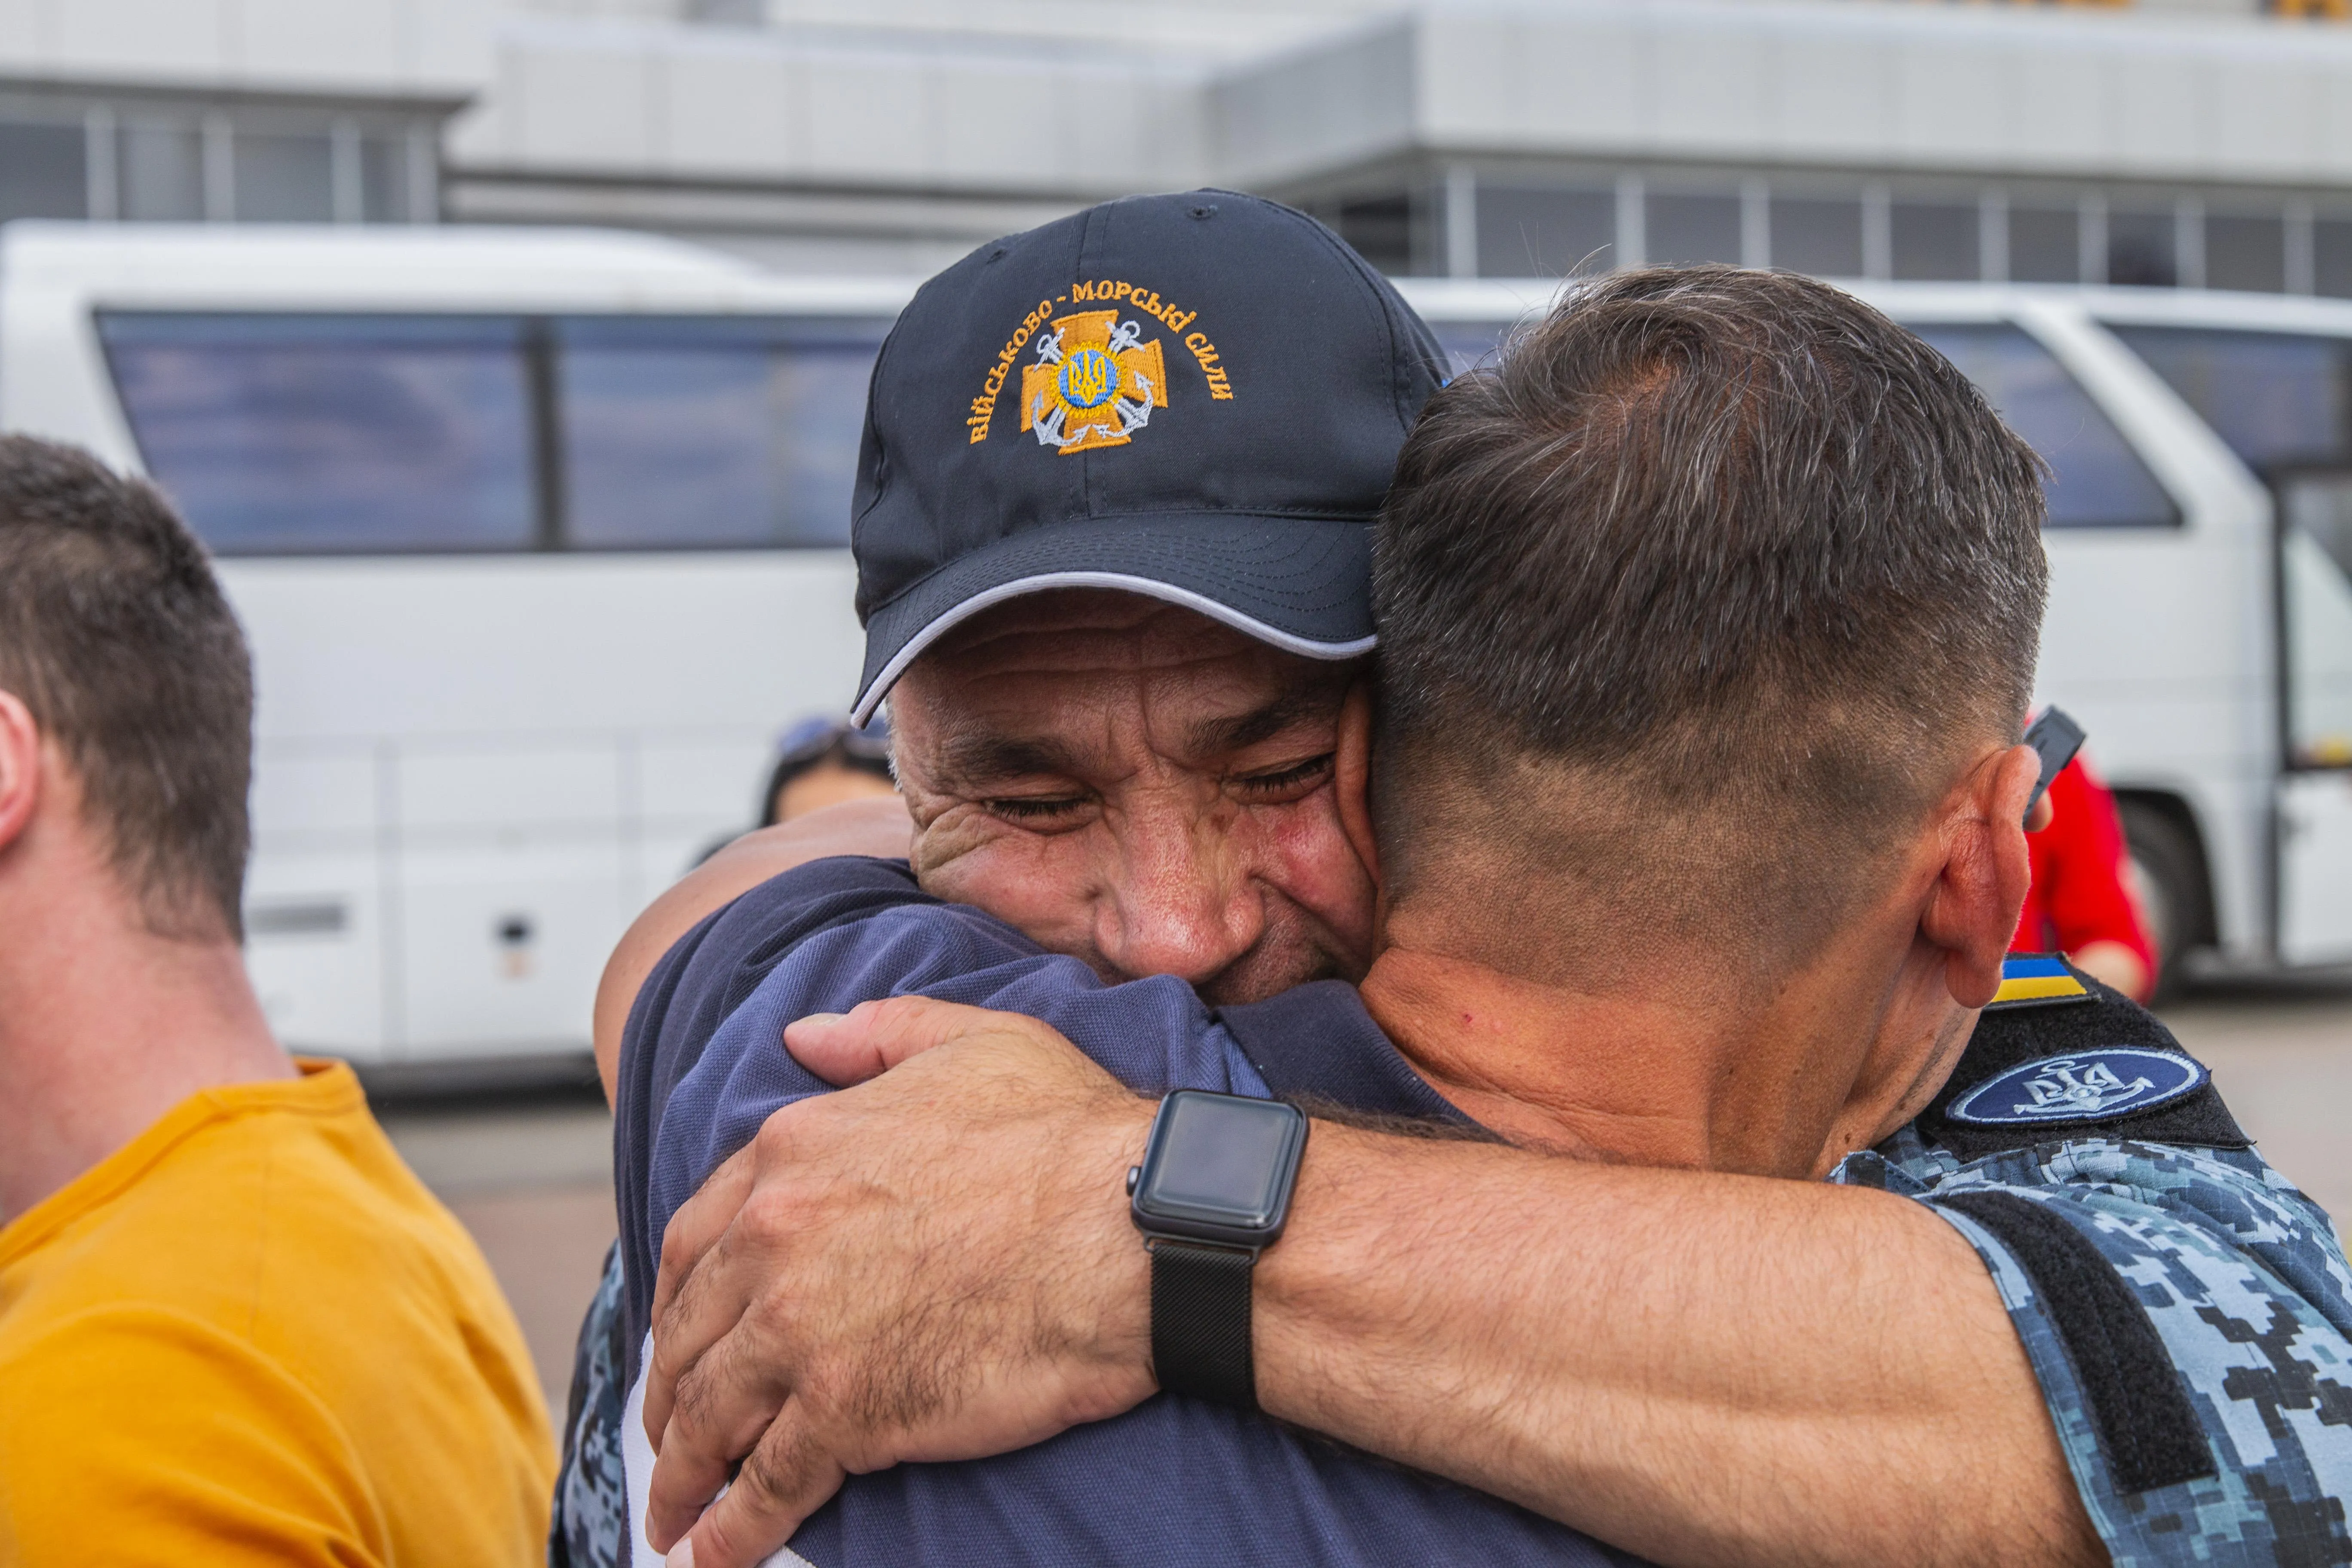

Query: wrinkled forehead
[892,589,1358,780]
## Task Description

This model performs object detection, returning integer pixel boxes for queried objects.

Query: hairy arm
[591,796,913,1102]
[648,998,2097,1568]
[1254,1123,2093,1567]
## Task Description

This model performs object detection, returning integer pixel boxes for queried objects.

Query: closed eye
[983,795,1090,825]
[1232,753,1335,800]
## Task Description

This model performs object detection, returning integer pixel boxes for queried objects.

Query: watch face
[1133,1091,1306,1238]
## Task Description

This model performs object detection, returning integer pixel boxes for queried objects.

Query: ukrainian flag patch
[1988,954,2092,1010]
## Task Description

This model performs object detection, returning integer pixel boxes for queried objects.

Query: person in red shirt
[2013,750,2157,1001]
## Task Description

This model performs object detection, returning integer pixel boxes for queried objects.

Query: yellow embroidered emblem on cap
[1021,309,1169,456]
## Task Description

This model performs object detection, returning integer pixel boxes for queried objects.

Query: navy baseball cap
[846,190,1449,723]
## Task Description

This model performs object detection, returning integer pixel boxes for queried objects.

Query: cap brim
[851,512,1376,723]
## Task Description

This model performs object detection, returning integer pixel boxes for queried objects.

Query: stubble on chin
[1191,918,1366,1008]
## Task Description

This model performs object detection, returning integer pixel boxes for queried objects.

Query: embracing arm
[1252,1121,2094,1567]
[591,795,913,1102]
[646,999,2098,1568]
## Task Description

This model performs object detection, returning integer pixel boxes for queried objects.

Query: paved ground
[2159,981,2352,1226]
[374,980,2352,1423]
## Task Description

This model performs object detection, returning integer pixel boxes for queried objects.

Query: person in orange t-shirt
[2012,751,2158,1002]
[0,438,554,1565]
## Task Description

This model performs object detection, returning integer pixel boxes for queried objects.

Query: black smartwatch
[1126,1090,1309,1411]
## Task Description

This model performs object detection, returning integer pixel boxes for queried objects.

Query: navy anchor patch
[1944,1047,2209,1128]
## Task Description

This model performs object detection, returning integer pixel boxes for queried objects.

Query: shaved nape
[1369,266,2046,963]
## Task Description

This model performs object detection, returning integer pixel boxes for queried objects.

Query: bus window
[1908,323,2178,529]
[2106,326,2352,472]
[555,317,891,550]
[2280,473,2352,769]
[99,313,536,554]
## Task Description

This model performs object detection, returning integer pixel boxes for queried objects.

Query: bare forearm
[1253,1126,2097,1568]
[592,796,914,1100]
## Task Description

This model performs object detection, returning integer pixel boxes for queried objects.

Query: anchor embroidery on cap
[1022,309,1168,455]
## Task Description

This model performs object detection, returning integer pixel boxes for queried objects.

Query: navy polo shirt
[616,856,1632,1568]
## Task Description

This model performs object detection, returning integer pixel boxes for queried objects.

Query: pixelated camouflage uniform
[1834,963,2352,1565]
[550,1241,630,1568]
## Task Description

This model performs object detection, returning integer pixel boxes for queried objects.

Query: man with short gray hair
[625,264,2352,1566]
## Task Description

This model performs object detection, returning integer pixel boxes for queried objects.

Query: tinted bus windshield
[97,312,893,556]
[1428,314,2177,530]
[2107,325,2352,473]
[1908,322,2177,530]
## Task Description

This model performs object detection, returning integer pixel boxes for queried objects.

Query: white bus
[2,226,2343,1071]
[0,223,907,1074]
[1410,277,2352,992]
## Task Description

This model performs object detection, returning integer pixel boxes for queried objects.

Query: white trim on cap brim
[849,570,1379,725]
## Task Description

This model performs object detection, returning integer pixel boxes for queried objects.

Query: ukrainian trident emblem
[1021,309,1168,455]
[2012,1057,2155,1117]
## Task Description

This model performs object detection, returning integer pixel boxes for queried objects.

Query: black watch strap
[1149,1240,1258,1411]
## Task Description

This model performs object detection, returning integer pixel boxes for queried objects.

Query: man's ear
[1335,679,1381,890]
[1920,742,2039,1009]
[0,690,42,856]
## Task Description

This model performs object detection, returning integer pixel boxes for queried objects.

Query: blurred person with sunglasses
[756,717,896,828]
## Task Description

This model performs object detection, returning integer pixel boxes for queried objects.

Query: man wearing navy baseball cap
[565,190,1530,1566]
[581,187,1446,1078]
[842,188,1435,726]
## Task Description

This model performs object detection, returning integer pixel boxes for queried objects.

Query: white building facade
[0,0,2346,289]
